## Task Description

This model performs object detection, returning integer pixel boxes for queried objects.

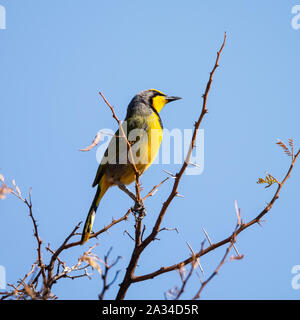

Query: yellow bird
[81,89,181,244]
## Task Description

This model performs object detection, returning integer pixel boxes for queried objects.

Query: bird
[81,89,181,244]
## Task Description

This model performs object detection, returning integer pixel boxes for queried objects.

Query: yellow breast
[119,112,163,184]
[143,112,163,170]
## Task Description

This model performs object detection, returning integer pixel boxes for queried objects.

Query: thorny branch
[0,180,131,300]
[191,207,244,300]
[1,33,299,300]
[166,242,204,300]
[130,148,300,287]
[115,32,227,300]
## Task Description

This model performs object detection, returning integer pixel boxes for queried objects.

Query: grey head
[125,89,181,119]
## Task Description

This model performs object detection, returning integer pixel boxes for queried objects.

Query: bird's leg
[116,181,146,219]
[116,182,137,202]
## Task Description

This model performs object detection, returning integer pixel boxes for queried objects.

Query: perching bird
[81,89,181,244]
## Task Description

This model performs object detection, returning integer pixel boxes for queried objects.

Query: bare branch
[98,248,122,300]
[79,131,102,152]
[143,177,169,201]
[115,33,227,300]
[131,149,300,284]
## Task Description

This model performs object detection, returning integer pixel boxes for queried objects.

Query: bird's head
[137,89,181,113]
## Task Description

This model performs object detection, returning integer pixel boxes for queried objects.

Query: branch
[192,237,236,299]
[141,32,227,250]
[0,187,131,300]
[64,209,131,250]
[98,248,122,300]
[115,32,227,300]
[79,131,102,152]
[143,177,169,201]
[131,149,300,284]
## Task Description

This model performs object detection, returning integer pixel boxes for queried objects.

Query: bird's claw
[132,200,146,220]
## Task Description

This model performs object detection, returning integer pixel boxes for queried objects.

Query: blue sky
[0,0,300,299]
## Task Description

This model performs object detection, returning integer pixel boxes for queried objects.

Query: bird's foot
[132,200,146,220]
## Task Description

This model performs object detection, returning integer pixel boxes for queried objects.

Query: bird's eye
[150,89,166,97]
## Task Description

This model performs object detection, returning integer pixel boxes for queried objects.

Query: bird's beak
[165,96,182,103]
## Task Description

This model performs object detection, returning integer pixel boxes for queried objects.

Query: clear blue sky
[1,0,300,300]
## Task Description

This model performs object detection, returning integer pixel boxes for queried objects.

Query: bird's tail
[81,178,109,244]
